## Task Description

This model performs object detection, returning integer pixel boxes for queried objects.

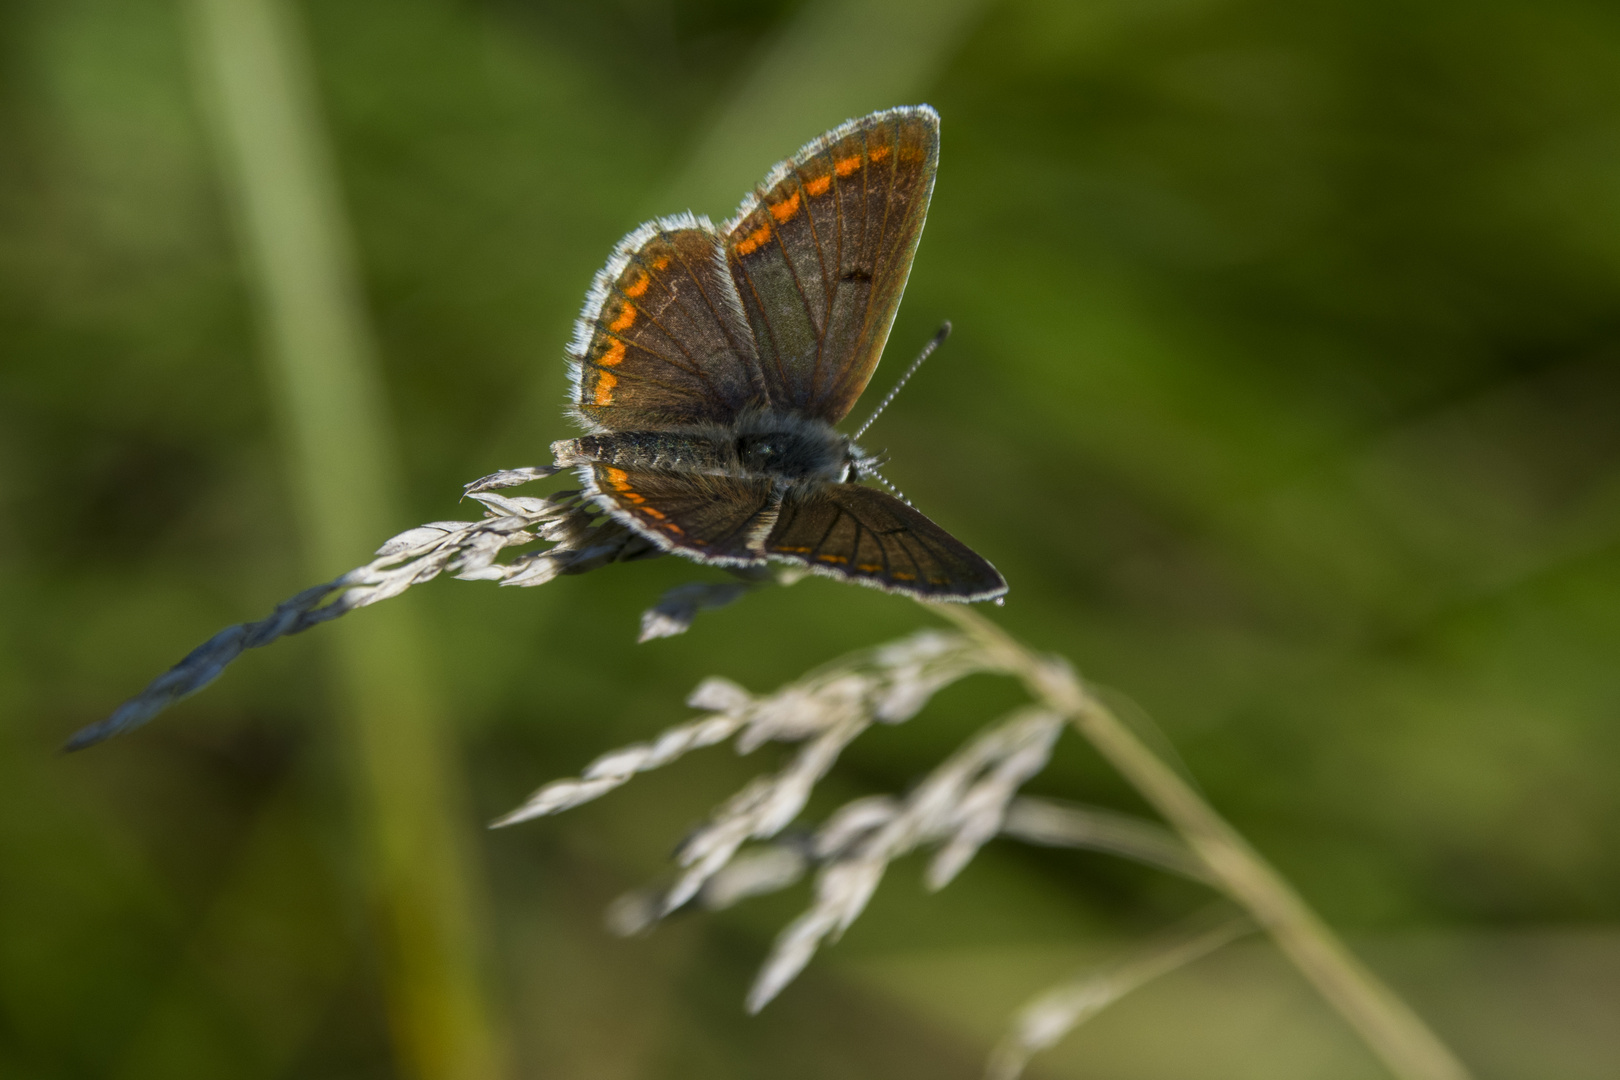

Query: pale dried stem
[608,795,1202,938]
[1000,796,1210,883]
[929,603,1473,1080]
[742,706,1063,1010]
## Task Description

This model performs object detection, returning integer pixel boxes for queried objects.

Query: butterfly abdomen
[553,432,731,473]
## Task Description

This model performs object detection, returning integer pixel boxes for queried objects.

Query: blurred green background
[3,0,1619,1077]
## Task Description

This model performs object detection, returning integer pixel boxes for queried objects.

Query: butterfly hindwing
[725,106,939,424]
[585,464,776,564]
[572,216,768,431]
[766,483,1005,600]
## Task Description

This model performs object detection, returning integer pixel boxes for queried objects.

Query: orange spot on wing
[857,563,882,572]
[593,371,618,405]
[770,190,801,223]
[609,303,636,332]
[805,174,831,197]
[733,222,772,256]
[899,146,926,163]
[776,545,812,554]
[892,571,917,581]
[623,270,650,298]
[650,254,671,271]
[663,522,685,535]
[599,339,626,366]
[641,506,666,519]
[817,553,849,564]
[868,143,891,163]
[834,154,862,176]
[603,465,644,502]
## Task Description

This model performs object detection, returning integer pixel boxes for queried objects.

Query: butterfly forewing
[587,464,775,564]
[725,106,939,424]
[573,218,767,430]
[766,483,1005,600]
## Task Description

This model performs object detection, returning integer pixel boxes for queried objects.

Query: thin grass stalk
[986,911,1255,1080]
[931,604,1472,1080]
[186,1,505,1076]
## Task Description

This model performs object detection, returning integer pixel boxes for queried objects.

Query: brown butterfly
[552,105,1006,602]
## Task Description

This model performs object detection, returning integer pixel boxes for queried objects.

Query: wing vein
[846,126,904,405]
[601,290,714,382]
[627,258,715,374]
[579,364,695,399]
[733,242,796,399]
[667,241,755,371]
[601,331,703,379]
[838,488,965,590]
[796,163,835,319]
[766,180,823,400]
[807,501,844,560]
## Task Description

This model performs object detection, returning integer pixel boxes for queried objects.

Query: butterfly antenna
[854,321,951,440]
[863,467,913,507]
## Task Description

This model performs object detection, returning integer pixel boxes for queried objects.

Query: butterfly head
[844,445,888,483]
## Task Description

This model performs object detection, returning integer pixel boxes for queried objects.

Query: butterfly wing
[584,463,776,564]
[765,483,1006,601]
[724,106,939,424]
[571,214,769,431]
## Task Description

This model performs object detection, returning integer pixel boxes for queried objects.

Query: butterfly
[551,105,1007,602]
